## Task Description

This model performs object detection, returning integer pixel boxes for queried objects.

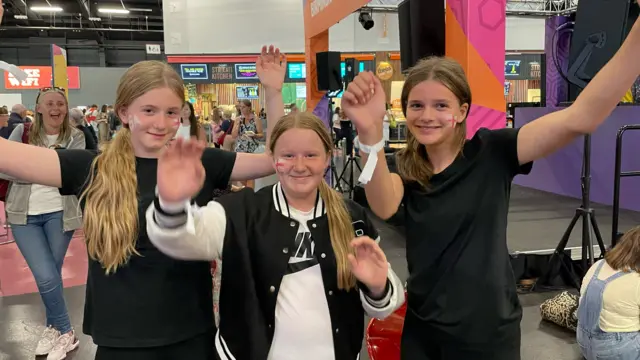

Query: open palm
[256,45,287,91]
[341,72,387,136]
[348,237,389,293]
[157,138,206,203]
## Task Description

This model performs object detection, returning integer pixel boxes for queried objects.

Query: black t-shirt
[400,128,532,347]
[57,147,236,348]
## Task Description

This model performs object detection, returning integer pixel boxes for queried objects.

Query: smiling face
[37,91,68,130]
[272,127,330,201]
[239,101,252,118]
[405,80,468,147]
[118,87,183,156]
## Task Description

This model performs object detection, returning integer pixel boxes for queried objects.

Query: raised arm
[517,16,640,164]
[230,45,287,181]
[342,73,404,219]
[0,131,62,188]
[146,196,226,260]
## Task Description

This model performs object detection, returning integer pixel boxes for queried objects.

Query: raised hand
[157,138,206,203]
[341,72,387,139]
[256,45,287,91]
[348,236,389,297]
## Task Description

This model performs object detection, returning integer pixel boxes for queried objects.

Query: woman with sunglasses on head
[147,116,404,360]
[0,87,85,360]
[340,15,640,360]
[0,46,284,360]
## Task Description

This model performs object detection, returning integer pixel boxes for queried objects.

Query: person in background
[96,105,110,145]
[0,103,27,139]
[577,226,640,360]
[383,103,392,146]
[332,106,342,148]
[289,103,298,114]
[69,108,98,150]
[1,87,85,360]
[232,99,264,189]
[220,108,236,151]
[175,101,206,141]
[0,106,9,129]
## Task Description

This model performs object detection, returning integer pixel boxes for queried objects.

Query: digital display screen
[341,62,365,77]
[505,60,521,76]
[288,63,306,79]
[237,85,259,99]
[180,64,209,80]
[235,63,258,79]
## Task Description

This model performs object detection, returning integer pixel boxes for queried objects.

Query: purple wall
[544,16,571,106]
[514,106,640,211]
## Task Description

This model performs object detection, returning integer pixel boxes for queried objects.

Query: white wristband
[358,138,386,184]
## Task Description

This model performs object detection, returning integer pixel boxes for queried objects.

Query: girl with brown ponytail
[146,79,404,360]
[0,45,285,359]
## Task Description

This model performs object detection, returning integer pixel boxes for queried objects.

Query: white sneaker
[47,330,79,360]
[35,326,60,356]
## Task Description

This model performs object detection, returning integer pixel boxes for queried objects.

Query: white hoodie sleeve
[145,196,227,261]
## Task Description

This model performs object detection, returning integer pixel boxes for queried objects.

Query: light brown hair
[396,57,471,188]
[80,60,184,274]
[606,226,640,272]
[269,112,357,290]
[31,89,73,147]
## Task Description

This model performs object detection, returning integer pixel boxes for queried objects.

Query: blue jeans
[11,211,75,334]
[577,327,640,359]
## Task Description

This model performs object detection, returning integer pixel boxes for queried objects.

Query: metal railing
[611,124,640,246]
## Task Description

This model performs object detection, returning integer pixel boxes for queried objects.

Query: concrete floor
[2,185,640,360]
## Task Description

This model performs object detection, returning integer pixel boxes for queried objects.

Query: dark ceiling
[1,0,164,42]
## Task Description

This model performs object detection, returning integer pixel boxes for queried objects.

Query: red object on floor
[366,291,407,360]
[0,201,88,297]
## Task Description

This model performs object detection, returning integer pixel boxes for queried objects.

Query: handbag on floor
[540,290,579,331]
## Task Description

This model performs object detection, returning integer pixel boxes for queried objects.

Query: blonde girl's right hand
[157,138,206,203]
[341,71,387,138]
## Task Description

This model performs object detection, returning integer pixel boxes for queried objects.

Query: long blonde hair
[269,112,357,290]
[30,88,73,147]
[80,60,185,274]
[396,57,471,188]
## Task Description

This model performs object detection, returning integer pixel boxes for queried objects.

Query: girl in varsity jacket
[146,112,405,360]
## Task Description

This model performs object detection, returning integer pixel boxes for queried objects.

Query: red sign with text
[4,66,80,90]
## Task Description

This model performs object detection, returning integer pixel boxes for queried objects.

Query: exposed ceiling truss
[365,0,579,17]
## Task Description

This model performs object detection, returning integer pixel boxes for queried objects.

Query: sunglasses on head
[39,86,65,93]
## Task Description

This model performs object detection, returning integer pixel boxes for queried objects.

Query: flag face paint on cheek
[275,158,294,174]
[171,118,180,129]
[128,115,142,130]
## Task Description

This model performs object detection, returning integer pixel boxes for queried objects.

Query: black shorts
[95,332,215,360]
[400,311,521,360]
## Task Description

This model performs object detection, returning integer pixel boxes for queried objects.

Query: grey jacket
[2,124,86,231]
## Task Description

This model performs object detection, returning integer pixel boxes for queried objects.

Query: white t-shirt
[332,114,341,129]
[268,205,335,360]
[175,124,192,140]
[28,134,63,215]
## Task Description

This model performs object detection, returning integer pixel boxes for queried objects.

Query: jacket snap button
[328,290,333,296]
[269,324,272,328]
[311,223,317,228]
[269,286,275,292]
[321,253,326,258]
[290,221,296,227]
[283,248,289,254]
[335,328,339,333]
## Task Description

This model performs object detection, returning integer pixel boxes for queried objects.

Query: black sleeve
[480,127,533,177]
[83,128,98,150]
[56,149,98,196]
[201,147,237,190]
[345,200,379,240]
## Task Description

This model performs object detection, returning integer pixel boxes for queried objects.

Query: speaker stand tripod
[535,134,607,290]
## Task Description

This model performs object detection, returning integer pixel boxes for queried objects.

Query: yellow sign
[51,45,69,98]
[376,61,394,81]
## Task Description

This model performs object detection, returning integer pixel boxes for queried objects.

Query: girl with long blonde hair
[146,88,404,360]
[1,87,85,360]
[341,15,640,360]
[0,45,285,359]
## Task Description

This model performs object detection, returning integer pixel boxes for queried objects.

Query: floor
[2,185,640,360]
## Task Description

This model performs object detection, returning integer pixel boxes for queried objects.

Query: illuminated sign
[180,64,209,80]
[235,64,258,80]
[505,60,521,76]
[288,63,306,79]
[211,63,233,83]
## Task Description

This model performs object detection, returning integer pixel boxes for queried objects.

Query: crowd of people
[0,15,640,360]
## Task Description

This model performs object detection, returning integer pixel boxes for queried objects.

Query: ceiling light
[128,8,153,12]
[31,6,63,12]
[88,17,102,21]
[98,8,130,14]
[14,15,28,19]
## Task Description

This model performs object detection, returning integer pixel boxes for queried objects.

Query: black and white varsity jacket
[146,183,405,360]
